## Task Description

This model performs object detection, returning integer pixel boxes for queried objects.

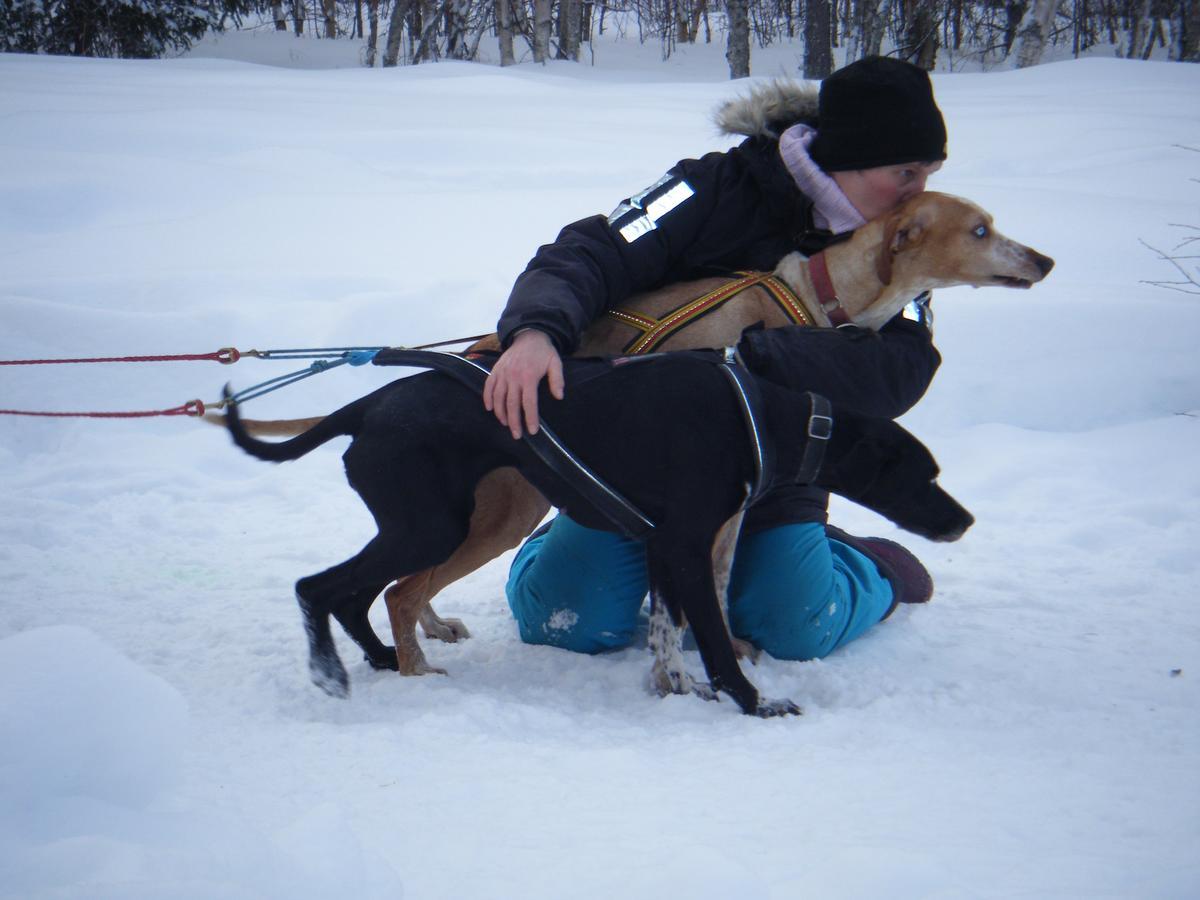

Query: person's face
[832,161,943,222]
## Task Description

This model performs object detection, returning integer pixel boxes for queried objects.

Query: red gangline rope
[0,400,207,419]
[0,348,241,366]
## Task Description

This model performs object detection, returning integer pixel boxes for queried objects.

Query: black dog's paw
[309,652,350,699]
[364,648,399,671]
[754,698,803,718]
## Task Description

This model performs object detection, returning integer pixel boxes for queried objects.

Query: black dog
[224,351,972,717]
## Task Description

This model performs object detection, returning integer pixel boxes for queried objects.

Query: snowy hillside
[1,40,1198,900]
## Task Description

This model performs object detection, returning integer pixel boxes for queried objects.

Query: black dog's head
[816,407,974,543]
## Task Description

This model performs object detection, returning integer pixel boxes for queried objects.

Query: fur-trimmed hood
[714,79,819,139]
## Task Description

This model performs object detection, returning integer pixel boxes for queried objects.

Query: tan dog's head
[875,191,1054,291]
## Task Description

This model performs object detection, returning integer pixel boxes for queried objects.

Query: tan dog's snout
[995,238,1055,288]
[1029,248,1055,279]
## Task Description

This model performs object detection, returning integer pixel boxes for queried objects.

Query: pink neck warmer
[778,123,867,235]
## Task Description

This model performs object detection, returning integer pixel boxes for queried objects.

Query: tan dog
[212,192,1053,675]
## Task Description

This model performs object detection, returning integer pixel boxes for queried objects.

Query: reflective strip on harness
[716,361,830,508]
[718,363,770,508]
[607,271,811,356]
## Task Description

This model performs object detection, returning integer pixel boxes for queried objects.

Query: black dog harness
[372,347,831,541]
[716,346,832,509]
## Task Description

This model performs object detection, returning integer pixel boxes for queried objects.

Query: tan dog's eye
[973,224,989,239]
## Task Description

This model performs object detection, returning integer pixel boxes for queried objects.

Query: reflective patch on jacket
[607,173,695,243]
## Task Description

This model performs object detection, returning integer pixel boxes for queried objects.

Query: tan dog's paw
[418,608,472,643]
[410,660,449,676]
[394,643,449,677]
[395,655,449,677]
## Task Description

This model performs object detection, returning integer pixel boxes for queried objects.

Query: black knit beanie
[808,56,948,172]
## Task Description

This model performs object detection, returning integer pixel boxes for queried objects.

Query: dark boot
[825,525,933,617]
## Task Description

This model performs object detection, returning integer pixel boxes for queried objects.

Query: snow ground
[1,35,1199,900]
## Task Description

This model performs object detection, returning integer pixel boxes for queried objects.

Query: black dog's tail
[222,385,368,463]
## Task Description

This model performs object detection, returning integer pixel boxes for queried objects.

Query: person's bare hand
[482,329,565,439]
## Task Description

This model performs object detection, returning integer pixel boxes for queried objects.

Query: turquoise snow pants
[506,515,895,661]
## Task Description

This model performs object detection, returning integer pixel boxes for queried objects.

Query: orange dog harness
[606,271,811,355]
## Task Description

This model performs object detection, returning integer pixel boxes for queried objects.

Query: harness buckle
[808,413,833,441]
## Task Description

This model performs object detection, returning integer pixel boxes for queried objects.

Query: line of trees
[1,2,253,58]
[2,0,1197,75]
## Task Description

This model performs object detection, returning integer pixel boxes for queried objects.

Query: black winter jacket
[495,82,941,528]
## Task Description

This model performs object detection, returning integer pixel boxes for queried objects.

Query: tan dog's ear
[876,212,900,285]
[875,211,928,285]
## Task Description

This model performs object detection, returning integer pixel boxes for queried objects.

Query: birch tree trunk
[1179,0,1200,60]
[533,0,552,62]
[446,0,472,58]
[292,0,305,35]
[692,0,710,42]
[675,0,691,43]
[496,0,515,65]
[414,0,441,61]
[365,0,379,66]
[857,0,889,56]
[845,0,864,61]
[900,0,939,68]
[322,0,337,37]
[1123,0,1152,58]
[1014,0,1059,66]
[804,0,833,77]
[271,2,288,30]
[725,0,751,77]
[383,0,411,65]
[1003,0,1026,53]
[558,0,584,59]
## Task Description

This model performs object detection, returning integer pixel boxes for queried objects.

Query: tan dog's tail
[202,411,325,437]
[465,333,502,354]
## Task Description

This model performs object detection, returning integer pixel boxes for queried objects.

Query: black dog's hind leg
[331,582,397,671]
[295,534,412,697]
[296,569,351,699]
